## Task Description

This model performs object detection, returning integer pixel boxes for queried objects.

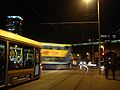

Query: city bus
[0,29,41,88]
[40,42,72,69]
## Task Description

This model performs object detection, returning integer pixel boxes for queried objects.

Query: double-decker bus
[0,29,41,88]
[40,42,72,69]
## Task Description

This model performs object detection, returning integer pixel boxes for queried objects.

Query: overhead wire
[22,0,57,30]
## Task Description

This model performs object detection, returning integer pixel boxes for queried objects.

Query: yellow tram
[0,29,41,88]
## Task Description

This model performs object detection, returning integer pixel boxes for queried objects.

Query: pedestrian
[110,61,116,79]
[104,60,110,79]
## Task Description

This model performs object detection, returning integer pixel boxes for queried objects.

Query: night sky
[1,0,120,44]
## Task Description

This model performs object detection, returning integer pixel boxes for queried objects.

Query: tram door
[34,49,40,78]
[0,41,5,85]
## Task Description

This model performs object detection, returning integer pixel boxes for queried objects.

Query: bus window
[24,47,34,68]
[0,40,5,84]
[9,43,23,70]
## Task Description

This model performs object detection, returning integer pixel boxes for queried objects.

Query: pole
[97,0,101,74]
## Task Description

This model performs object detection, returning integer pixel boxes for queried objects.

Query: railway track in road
[48,73,75,90]
[74,69,95,90]
[48,65,95,90]
[74,65,90,90]
[41,70,63,78]
[7,67,95,90]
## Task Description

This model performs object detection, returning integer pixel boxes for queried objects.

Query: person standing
[110,61,116,79]
[104,60,110,79]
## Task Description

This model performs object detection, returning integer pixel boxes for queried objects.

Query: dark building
[0,16,24,35]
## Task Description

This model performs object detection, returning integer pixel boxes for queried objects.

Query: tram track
[7,67,95,90]
[74,69,95,90]
[41,70,62,78]
[47,65,89,90]
[47,65,95,90]
[48,73,75,90]
[74,71,88,90]
[74,65,89,90]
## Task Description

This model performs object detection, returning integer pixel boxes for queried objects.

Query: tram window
[64,46,69,50]
[24,47,34,68]
[9,43,23,70]
[0,41,5,61]
[35,48,40,63]
[42,57,65,62]
[56,46,62,50]
[0,40,5,82]
[43,46,53,49]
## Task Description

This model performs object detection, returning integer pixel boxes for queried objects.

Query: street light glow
[84,0,91,3]
[83,0,93,5]
[100,45,104,50]
[100,45,104,54]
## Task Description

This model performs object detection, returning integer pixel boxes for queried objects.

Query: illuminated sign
[7,16,23,20]
[100,34,117,39]
[41,49,68,57]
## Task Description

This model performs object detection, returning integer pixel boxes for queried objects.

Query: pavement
[85,69,120,90]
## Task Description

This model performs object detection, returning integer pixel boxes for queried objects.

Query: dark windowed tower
[6,16,24,35]
[0,16,24,35]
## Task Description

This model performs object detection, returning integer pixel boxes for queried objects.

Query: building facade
[0,16,24,35]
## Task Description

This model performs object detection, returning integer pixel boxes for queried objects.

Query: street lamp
[100,45,104,55]
[100,45,104,52]
[97,0,101,74]
[84,0,101,72]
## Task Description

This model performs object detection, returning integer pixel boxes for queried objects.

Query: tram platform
[7,69,120,90]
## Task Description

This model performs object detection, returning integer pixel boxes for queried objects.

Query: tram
[0,29,41,88]
[40,42,72,69]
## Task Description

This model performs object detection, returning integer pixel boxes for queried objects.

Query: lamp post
[84,0,101,73]
[97,0,101,74]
